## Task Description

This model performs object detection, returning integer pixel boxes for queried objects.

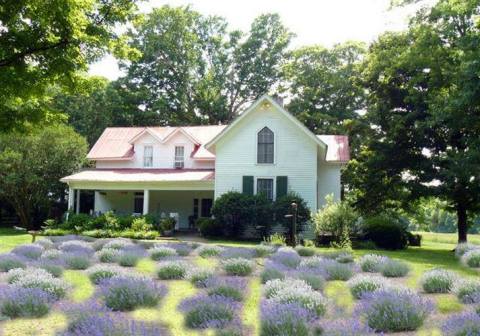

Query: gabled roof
[205,95,327,153]
[161,127,200,145]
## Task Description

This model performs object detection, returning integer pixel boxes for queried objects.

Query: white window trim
[143,144,154,168]
[254,126,277,165]
[254,176,275,201]
[174,143,186,168]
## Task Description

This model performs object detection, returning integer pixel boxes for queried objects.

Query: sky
[89,0,433,80]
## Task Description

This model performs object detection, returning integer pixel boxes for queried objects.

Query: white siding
[214,104,319,212]
[317,163,342,208]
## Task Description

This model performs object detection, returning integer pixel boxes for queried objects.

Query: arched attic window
[257,127,274,164]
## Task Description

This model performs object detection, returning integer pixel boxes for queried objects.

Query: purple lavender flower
[11,243,44,259]
[442,311,480,336]
[0,253,26,272]
[356,288,434,332]
[260,300,316,336]
[0,286,54,318]
[179,294,239,329]
[454,280,480,304]
[270,247,301,268]
[221,247,256,259]
[204,276,248,302]
[59,240,95,255]
[9,267,69,300]
[358,254,389,272]
[318,318,376,336]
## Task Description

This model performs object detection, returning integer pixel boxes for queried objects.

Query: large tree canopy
[348,0,480,242]
[0,0,139,132]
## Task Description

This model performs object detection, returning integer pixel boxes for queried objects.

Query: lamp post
[285,202,298,247]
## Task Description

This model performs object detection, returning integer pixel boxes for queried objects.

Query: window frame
[143,145,153,168]
[174,145,185,166]
[256,126,275,165]
[200,198,213,218]
[255,177,275,201]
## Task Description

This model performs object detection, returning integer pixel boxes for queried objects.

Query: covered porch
[61,169,215,230]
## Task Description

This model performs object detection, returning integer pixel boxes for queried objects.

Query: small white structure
[61,95,349,229]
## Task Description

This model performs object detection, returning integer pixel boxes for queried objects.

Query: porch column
[68,187,74,212]
[75,189,80,214]
[143,189,149,215]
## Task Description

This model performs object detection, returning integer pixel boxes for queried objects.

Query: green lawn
[0,230,478,335]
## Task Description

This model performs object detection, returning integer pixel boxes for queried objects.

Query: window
[193,199,199,219]
[257,127,274,164]
[257,178,274,201]
[175,146,184,168]
[134,192,144,213]
[201,199,213,217]
[143,146,153,167]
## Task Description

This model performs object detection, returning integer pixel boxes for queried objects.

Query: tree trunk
[456,203,468,243]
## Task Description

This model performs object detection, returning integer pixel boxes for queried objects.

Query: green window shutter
[276,176,288,198]
[242,176,254,195]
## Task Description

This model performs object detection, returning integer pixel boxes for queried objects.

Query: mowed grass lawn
[0,228,478,335]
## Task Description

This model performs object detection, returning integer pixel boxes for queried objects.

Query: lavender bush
[205,277,248,302]
[197,245,223,258]
[380,259,410,278]
[254,244,275,258]
[221,247,256,259]
[335,252,354,264]
[169,243,193,256]
[295,272,325,291]
[260,267,285,284]
[222,258,255,276]
[323,260,354,281]
[41,249,63,260]
[264,278,312,299]
[270,285,327,316]
[0,253,26,272]
[179,295,239,329]
[0,286,54,318]
[294,246,316,257]
[358,254,389,272]
[9,267,69,299]
[87,264,125,284]
[347,275,385,299]
[455,242,479,258]
[7,267,51,283]
[100,275,166,311]
[188,268,215,288]
[318,319,375,336]
[95,248,119,263]
[35,238,55,250]
[420,269,457,293]
[59,240,95,255]
[63,253,91,270]
[357,288,434,332]
[38,261,64,278]
[270,247,301,268]
[442,311,480,336]
[260,300,314,336]
[117,245,146,267]
[149,246,177,260]
[453,280,480,304]
[11,243,44,259]
[103,238,135,250]
[157,261,188,280]
[462,249,480,268]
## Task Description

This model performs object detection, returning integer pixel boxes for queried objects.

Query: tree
[349,0,480,243]
[0,125,87,229]
[0,0,139,131]
[120,6,292,125]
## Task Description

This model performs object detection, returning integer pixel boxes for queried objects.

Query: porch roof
[61,169,215,183]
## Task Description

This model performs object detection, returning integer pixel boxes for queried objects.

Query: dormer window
[257,127,274,164]
[175,146,185,169]
[143,145,153,167]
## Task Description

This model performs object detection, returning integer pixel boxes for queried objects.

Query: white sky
[89,0,433,80]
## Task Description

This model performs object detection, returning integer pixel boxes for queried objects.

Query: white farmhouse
[61,95,349,230]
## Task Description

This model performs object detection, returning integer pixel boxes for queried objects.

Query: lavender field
[0,236,479,335]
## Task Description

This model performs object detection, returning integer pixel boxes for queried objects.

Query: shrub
[149,246,177,260]
[323,260,354,281]
[462,249,480,268]
[103,238,134,250]
[358,288,434,332]
[335,252,354,263]
[221,247,256,259]
[347,275,385,299]
[295,246,315,257]
[295,272,325,291]
[59,240,94,255]
[265,233,286,247]
[420,269,457,293]
[442,311,480,336]
[159,217,176,232]
[318,319,375,336]
[188,269,214,288]
[87,264,124,284]
[222,258,255,276]
[454,280,480,303]
[260,267,285,284]
[63,213,92,231]
[101,275,166,311]
[197,245,223,258]
[9,268,69,300]
[455,242,478,258]
[95,248,119,263]
[313,195,358,244]
[196,218,223,237]
[358,254,389,272]
[381,259,410,278]
[131,217,153,232]
[362,215,409,250]
[254,244,275,257]
[41,249,63,260]
[7,267,51,284]
[270,285,327,317]
[260,301,314,336]
[0,253,26,272]
[36,238,55,250]
[273,192,311,234]
[157,261,188,280]
[170,243,193,256]
[179,295,238,329]
[63,253,91,270]
[264,278,312,299]
[0,287,53,318]
[205,277,247,302]
[11,244,44,259]
[271,247,301,268]
[38,262,64,278]
[117,251,142,267]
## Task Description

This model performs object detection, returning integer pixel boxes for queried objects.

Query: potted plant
[160,218,176,236]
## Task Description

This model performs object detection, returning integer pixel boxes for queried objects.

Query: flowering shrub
[205,277,248,302]
[149,246,178,260]
[323,260,354,281]
[11,244,44,259]
[221,247,256,259]
[420,269,457,293]
[264,278,312,299]
[462,249,480,268]
[38,261,64,278]
[95,248,119,263]
[170,243,193,256]
[453,280,480,304]
[254,244,275,257]
[222,258,255,276]
[197,245,223,258]
[318,319,375,336]
[295,272,325,291]
[295,246,315,257]
[87,265,124,284]
[179,295,239,329]
[188,268,214,288]
[335,252,354,263]
[59,240,94,255]
[41,249,63,260]
[260,300,314,336]
[63,253,91,270]
[157,261,188,280]
[455,242,478,258]
[347,275,385,299]
[261,267,285,284]
[358,254,388,272]
[117,245,145,267]
[271,247,301,268]
[380,259,410,278]
[35,238,55,250]
[101,275,166,311]
[9,267,69,300]
[102,238,134,250]
[270,285,327,316]
[299,256,325,269]
[0,286,54,318]
[0,253,26,272]
[357,288,434,332]
[442,311,480,336]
